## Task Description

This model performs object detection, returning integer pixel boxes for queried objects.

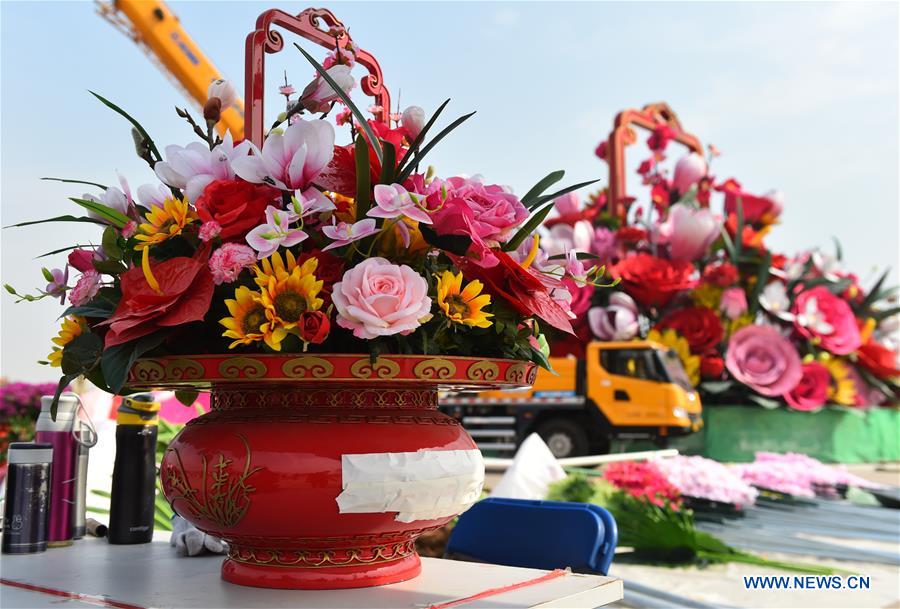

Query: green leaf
[521,170,565,208]
[292,43,383,163]
[69,198,129,228]
[35,244,93,259]
[747,251,772,316]
[90,489,112,498]
[175,389,199,407]
[831,236,843,262]
[860,269,891,309]
[354,133,372,222]
[504,202,555,252]
[4,215,105,229]
[379,140,397,185]
[101,225,124,260]
[396,99,451,174]
[41,177,108,190]
[419,224,471,256]
[92,259,128,276]
[396,111,477,183]
[88,91,161,162]
[529,178,600,211]
[50,374,78,421]
[873,306,900,321]
[101,331,171,394]
[61,332,104,377]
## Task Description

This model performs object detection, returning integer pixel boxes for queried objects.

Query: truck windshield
[657,349,693,391]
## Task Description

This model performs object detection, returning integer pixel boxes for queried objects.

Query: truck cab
[440,340,703,458]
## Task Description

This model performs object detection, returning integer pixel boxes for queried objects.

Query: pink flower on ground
[659,203,722,261]
[429,176,528,243]
[245,205,308,259]
[588,292,639,341]
[45,267,68,304]
[370,184,433,225]
[672,153,707,195]
[792,286,861,355]
[401,106,425,140]
[199,221,222,242]
[784,361,831,411]
[321,219,379,251]
[720,287,748,320]
[332,257,432,339]
[232,119,335,191]
[725,325,803,397]
[69,271,101,306]
[208,243,257,285]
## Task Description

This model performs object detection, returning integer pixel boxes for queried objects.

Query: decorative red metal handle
[606,102,703,219]
[244,7,391,147]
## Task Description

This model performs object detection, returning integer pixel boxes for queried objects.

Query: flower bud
[203,97,222,123]
[401,105,426,140]
[207,79,237,109]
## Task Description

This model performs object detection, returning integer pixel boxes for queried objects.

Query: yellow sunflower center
[446,295,469,318]
[274,292,308,322]
[241,305,268,335]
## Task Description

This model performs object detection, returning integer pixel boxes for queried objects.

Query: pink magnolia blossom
[720,287,748,320]
[429,176,528,243]
[208,243,257,285]
[554,192,581,216]
[83,174,135,221]
[68,270,101,306]
[245,205,308,259]
[725,325,802,397]
[322,218,378,251]
[299,65,356,113]
[332,257,432,339]
[401,106,425,140]
[588,292,639,341]
[155,133,252,202]
[45,267,68,304]
[232,119,335,192]
[136,183,171,209]
[659,203,722,261]
[542,221,594,257]
[783,361,830,411]
[792,286,861,355]
[198,221,222,242]
[672,153,707,195]
[370,184,433,225]
[207,79,237,109]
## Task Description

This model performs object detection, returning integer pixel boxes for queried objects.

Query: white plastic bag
[489,433,566,500]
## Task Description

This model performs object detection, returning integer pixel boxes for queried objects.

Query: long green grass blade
[529,178,600,210]
[5,215,104,229]
[69,198,129,228]
[504,201,554,252]
[521,170,565,207]
[42,177,108,190]
[89,91,161,162]
[396,99,451,174]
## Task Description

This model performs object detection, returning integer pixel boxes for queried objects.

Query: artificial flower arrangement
[0,381,59,468]
[5,40,608,411]
[537,112,900,412]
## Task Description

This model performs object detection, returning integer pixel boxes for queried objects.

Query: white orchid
[154,133,252,202]
[759,281,794,321]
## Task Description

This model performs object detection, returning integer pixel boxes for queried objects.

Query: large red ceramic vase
[127,354,535,590]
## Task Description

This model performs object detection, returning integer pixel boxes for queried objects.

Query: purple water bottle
[34,393,81,547]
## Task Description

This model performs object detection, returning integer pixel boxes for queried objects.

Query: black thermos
[108,393,160,544]
[2,443,53,554]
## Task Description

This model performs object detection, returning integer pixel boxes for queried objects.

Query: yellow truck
[440,341,703,458]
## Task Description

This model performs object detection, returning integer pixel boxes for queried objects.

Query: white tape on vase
[336,449,485,523]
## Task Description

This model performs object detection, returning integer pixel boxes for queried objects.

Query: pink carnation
[68,270,101,306]
[199,221,222,242]
[208,243,256,285]
[332,257,432,339]
[429,176,528,243]
[792,286,861,355]
[725,325,802,397]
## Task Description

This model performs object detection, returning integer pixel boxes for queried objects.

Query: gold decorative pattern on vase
[466,360,500,382]
[413,358,457,380]
[228,540,416,569]
[162,433,261,528]
[132,359,165,383]
[349,358,401,379]
[219,357,267,379]
[164,358,205,381]
[282,356,334,379]
[504,362,530,384]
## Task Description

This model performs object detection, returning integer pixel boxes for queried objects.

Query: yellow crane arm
[96,0,244,139]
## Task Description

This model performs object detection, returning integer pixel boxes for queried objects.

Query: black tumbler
[108,394,160,544]
[2,443,53,554]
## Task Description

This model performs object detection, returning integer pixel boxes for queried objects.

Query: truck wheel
[536,419,589,458]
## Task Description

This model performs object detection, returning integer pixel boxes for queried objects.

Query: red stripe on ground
[0,578,149,609]
[426,568,569,608]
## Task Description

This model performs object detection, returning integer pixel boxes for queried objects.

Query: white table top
[0,538,622,609]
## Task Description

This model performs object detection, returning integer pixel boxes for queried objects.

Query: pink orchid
[45,267,68,304]
[322,218,379,251]
[290,188,335,219]
[208,243,257,285]
[564,250,589,282]
[299,65,356,113]
[660,203,722,261]
[154,133,252,202]
[672,153,707,195]
[370,184,433,225]
[232,119,335,192]
[68,270,101,306]
[588,292,639,341]
[245,205,308,259]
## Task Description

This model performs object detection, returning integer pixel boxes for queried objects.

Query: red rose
[295,249,345,306]
[700,355,725,380]
[100,251,214,347]
[783,361,830,411]
[611,253,697,308]
[657,307,724,354]
[702,261,739,287]
[195,179,280,241]
[857,341,900,379]
[68,249,96,273]
[297,311,331,345]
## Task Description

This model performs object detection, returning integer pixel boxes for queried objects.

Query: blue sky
[2,1,898,382]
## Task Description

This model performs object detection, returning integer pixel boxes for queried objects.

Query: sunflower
[255,255,324,332]
[436,271,493,328]
[220,286,287,351]
[133,197,198,291]
[47,316,85,367]
[253,250,304,287]
[647,328,700,386]
[818,354,858,406]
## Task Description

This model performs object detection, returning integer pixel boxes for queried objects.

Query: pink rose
[430,176,528,243]
[792,286,861,355]
[68,249,97,273]
[784,361,830,411]
[332,257,432,339]
[720,287,748,320]
[725,325,803,397]
[672,153,707,195]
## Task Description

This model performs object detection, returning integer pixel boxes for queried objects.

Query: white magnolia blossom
[299,65,356,113]
[207,79,237,109]
[154,133,252,202]
[136,183,172,209]
[82,174,134,220]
